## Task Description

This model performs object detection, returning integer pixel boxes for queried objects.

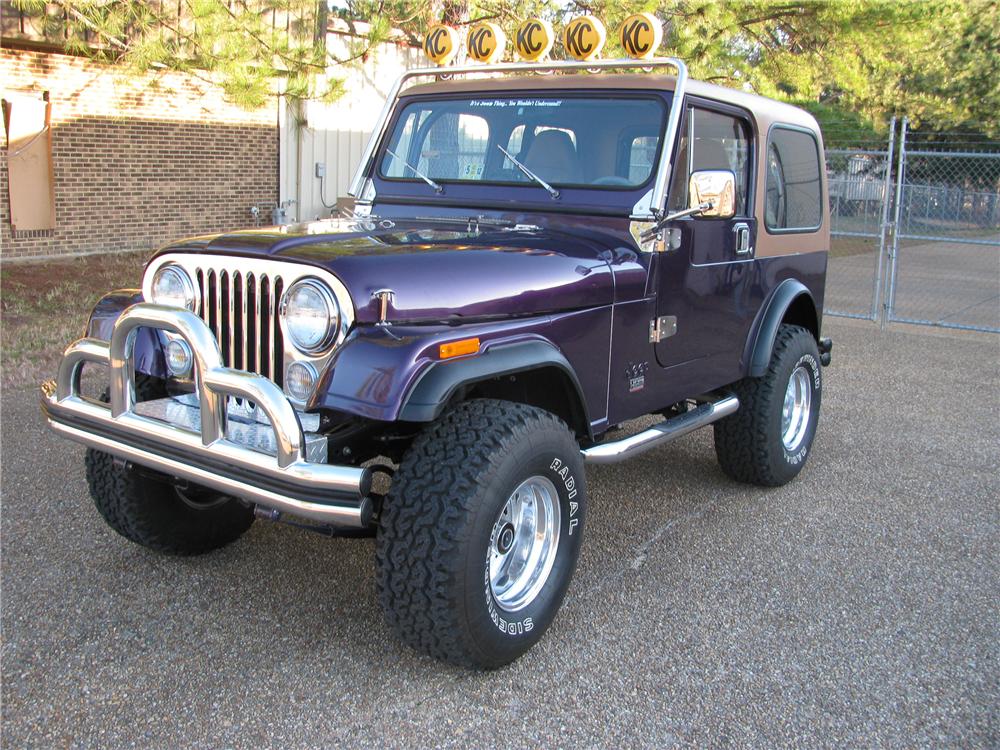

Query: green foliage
[11,0,342,110]
[10,0,998,137]
[551,0,995,136]
[906,0,1000,137]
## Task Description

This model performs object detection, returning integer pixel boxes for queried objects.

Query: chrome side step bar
[581,395,740,465]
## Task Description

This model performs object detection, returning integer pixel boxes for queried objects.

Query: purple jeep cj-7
[43,58,833,668]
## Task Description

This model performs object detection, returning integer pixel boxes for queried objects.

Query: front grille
[194,267,284,387]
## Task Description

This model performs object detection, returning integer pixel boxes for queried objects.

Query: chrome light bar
[41,303,372,527]
[347,57,688,221]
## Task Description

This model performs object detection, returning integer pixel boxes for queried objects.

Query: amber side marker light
[439,337,481,359]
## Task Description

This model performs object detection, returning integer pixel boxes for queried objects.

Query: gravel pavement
[2,318,998,748]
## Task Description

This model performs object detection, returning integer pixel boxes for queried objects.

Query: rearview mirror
[689,170,736,219]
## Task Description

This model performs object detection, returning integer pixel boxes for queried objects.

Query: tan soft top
[402,74,820,134]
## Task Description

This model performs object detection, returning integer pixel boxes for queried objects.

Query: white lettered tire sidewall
[465,431,586,665]
[376,399,587,668]
[769,338,822,481]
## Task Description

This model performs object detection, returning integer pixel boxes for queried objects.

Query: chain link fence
[824,127,896,319]
[824,119,1000,333]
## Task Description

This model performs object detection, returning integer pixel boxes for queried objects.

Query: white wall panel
[280,33,423,222]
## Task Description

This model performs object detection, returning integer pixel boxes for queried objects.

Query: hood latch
[372,288,395,326]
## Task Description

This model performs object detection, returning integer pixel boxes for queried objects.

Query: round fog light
[286,361,317,402]
[165,339,193,377]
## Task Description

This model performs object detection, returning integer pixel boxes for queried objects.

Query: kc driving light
[150,265,197,311]
[280,279,340,353]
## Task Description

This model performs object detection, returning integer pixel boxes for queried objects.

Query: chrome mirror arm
[639,202,712,242]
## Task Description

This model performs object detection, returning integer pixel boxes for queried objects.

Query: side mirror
[689,170,736,219]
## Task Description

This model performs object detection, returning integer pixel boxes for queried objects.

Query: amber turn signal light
[438,337,480,359]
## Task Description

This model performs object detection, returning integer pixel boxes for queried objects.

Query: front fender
[399,339,586,423]
[86,290,167,379]
[309,321,588,427]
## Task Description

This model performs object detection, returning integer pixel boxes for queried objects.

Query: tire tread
[375,398,571,667]
[714,324,818,486]
[85,376,253,555]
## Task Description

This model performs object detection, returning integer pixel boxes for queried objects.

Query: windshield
[379,95,667,190]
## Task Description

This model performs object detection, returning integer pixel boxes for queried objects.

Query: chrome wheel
[488,476,561,612]
[781,365,812,451]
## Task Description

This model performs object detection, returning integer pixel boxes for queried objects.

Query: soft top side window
[765,126,823,232]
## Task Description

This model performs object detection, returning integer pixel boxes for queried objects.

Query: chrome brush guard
[40,303,372,528]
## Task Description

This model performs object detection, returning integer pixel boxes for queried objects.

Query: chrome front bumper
[41,303,372,528]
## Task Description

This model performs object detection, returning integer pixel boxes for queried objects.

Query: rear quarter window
[765,126,823,232]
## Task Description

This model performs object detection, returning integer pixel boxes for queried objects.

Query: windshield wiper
[386,148,443,193]
[497,145,559,200]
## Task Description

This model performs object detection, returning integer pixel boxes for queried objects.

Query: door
[653,102,757,392]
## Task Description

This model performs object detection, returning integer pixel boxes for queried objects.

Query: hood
[160,218,618,324]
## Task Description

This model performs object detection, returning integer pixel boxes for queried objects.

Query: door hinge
[649,315,677,343]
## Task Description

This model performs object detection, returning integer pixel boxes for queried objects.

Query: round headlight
[281,279,339,353]
[150,265,196,311]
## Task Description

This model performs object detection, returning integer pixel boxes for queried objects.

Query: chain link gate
[824,118,1000,333]
[884,120,1000,333]
[823,119,897,320]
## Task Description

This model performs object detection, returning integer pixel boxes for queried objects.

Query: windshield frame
[370,89,674,215]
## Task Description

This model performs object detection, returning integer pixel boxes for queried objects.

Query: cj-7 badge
[626,361,649,393]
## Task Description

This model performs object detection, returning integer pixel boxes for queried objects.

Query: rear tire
[85,376,254,555]
[714,325,822,486]
[376,399,586,668]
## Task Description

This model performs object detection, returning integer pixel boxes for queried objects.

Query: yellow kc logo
[514,18,554,61]
[619,13,663,60]
[424,24,458,65]
[563,16,606,61]
[467,21,506,63]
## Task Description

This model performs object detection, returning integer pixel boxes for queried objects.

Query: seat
[691,137,743,213]
[522,130,582,184]
[691,137,732,172]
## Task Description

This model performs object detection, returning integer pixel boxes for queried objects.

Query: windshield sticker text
[469,99,563,109]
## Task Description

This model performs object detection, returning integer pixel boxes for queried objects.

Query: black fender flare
[398,339,589,429]
[747,279,818,377]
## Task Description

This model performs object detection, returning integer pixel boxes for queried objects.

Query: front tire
[376,399,586,669]
[85,452,255,555]
[714,324,823,486]
[85,376,254,555]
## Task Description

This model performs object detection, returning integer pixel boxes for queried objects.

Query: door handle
[733,223,753,257]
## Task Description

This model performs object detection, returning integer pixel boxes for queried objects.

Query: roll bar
[347,57,688,220]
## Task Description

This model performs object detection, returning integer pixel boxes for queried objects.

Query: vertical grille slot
[260,275,272,382]
[194,265,284,388]
[220,270,231,366]
[273,278,284,386]
[231,271,242,373]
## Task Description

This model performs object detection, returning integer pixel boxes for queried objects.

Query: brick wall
[1,49,278,259]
